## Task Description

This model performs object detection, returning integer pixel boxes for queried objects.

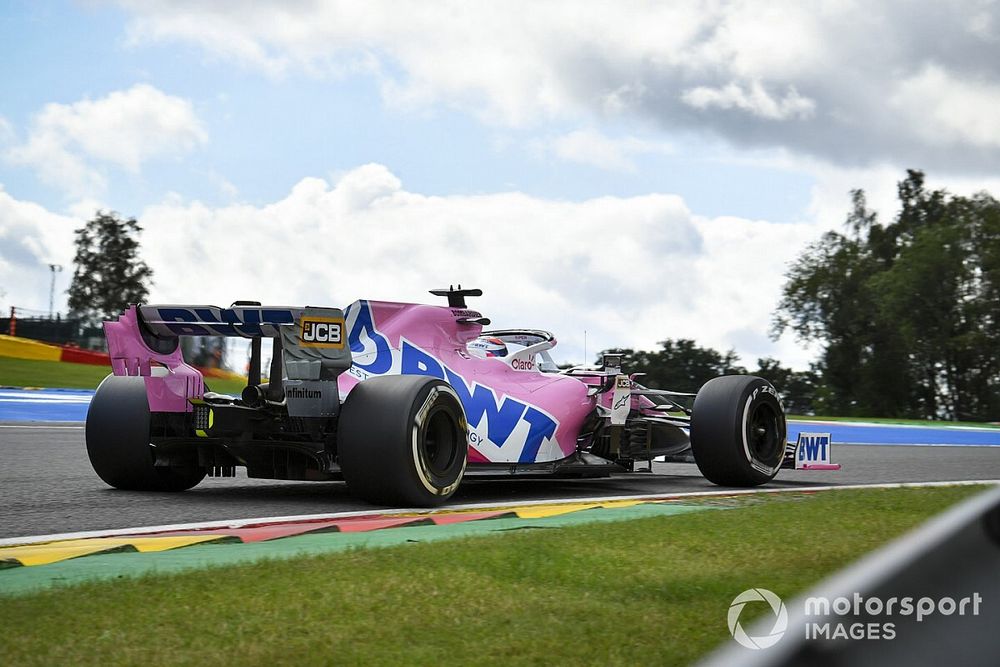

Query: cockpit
[466,329,561,372]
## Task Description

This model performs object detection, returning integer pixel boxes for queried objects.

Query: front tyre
[338,375,468,506]
[86,375,206,491]
[690,375,786,487]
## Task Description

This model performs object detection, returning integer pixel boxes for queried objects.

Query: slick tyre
[338,375,468,507]
[690,375,787,487]
[86,375,206,491]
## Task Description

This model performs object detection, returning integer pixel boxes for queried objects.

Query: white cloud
[0,163,819,366]
[726,146,1000,233]
[537,129,673,172]
[5,84,207,197]
[205,170,240,200]
[67,197,111,221]
[7,129,107,196]
[0,187,79,315]
[890,64,1000,149]
[681,81,815,121]
[115,1,1000,170]
[0,116,13,144]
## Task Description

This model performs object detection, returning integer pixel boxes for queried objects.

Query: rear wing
[105,304,351,414]
[137,304,306,339]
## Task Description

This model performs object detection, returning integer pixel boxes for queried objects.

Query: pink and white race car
[87,287,814,506]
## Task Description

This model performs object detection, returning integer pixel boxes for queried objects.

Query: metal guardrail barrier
[700,484,1000,667]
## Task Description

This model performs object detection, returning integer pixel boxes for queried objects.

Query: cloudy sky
[2,1,999,369]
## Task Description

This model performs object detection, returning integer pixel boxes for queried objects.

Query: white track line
[1,479,996,548]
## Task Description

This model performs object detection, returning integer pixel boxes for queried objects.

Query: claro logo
[301,317,345,348]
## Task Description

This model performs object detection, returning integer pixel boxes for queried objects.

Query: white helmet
[468,336,508,359]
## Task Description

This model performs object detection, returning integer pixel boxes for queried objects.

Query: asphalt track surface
[2,421,999,539]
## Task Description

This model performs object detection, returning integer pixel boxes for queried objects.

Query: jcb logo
[301,318,345,348]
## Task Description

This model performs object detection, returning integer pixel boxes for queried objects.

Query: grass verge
[0,485,988,666]
[0,356,248,395]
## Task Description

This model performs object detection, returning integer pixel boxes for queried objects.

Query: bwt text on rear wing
[137,304,308,338]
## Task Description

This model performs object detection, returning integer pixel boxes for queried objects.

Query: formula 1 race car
[86,287,813,506]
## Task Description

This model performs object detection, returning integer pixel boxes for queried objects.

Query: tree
[600,339,745,393]
[872,186,1000,420]
[596,342,825,414]
[67,211,153,327]
[771,189,912,416]
[773,171,1000,420]
[753,358,821,415]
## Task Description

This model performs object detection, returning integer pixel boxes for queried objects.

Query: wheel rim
[747,402,782,465]
[421,407,459,477]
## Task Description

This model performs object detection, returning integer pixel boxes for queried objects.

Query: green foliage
[67,211,153,328]
[595,344,820,412]
[774,171,1000,420]
[600,339,745,393]
[752,357,821,415]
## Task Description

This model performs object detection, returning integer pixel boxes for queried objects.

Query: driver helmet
[468,336,508,358]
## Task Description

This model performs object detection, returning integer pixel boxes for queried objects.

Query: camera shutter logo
[728,588,788,649]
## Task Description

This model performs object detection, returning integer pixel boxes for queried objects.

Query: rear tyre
[338,375,468,506]
[690,375,786,487]
[86,375,206,491]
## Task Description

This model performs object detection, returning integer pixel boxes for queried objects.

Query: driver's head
[468,336,508,358]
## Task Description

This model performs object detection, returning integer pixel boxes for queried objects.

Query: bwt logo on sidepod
[344,301,560,463]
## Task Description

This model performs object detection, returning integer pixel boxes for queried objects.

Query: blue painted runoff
[789,420,1000,447]
[0,388,94,422]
